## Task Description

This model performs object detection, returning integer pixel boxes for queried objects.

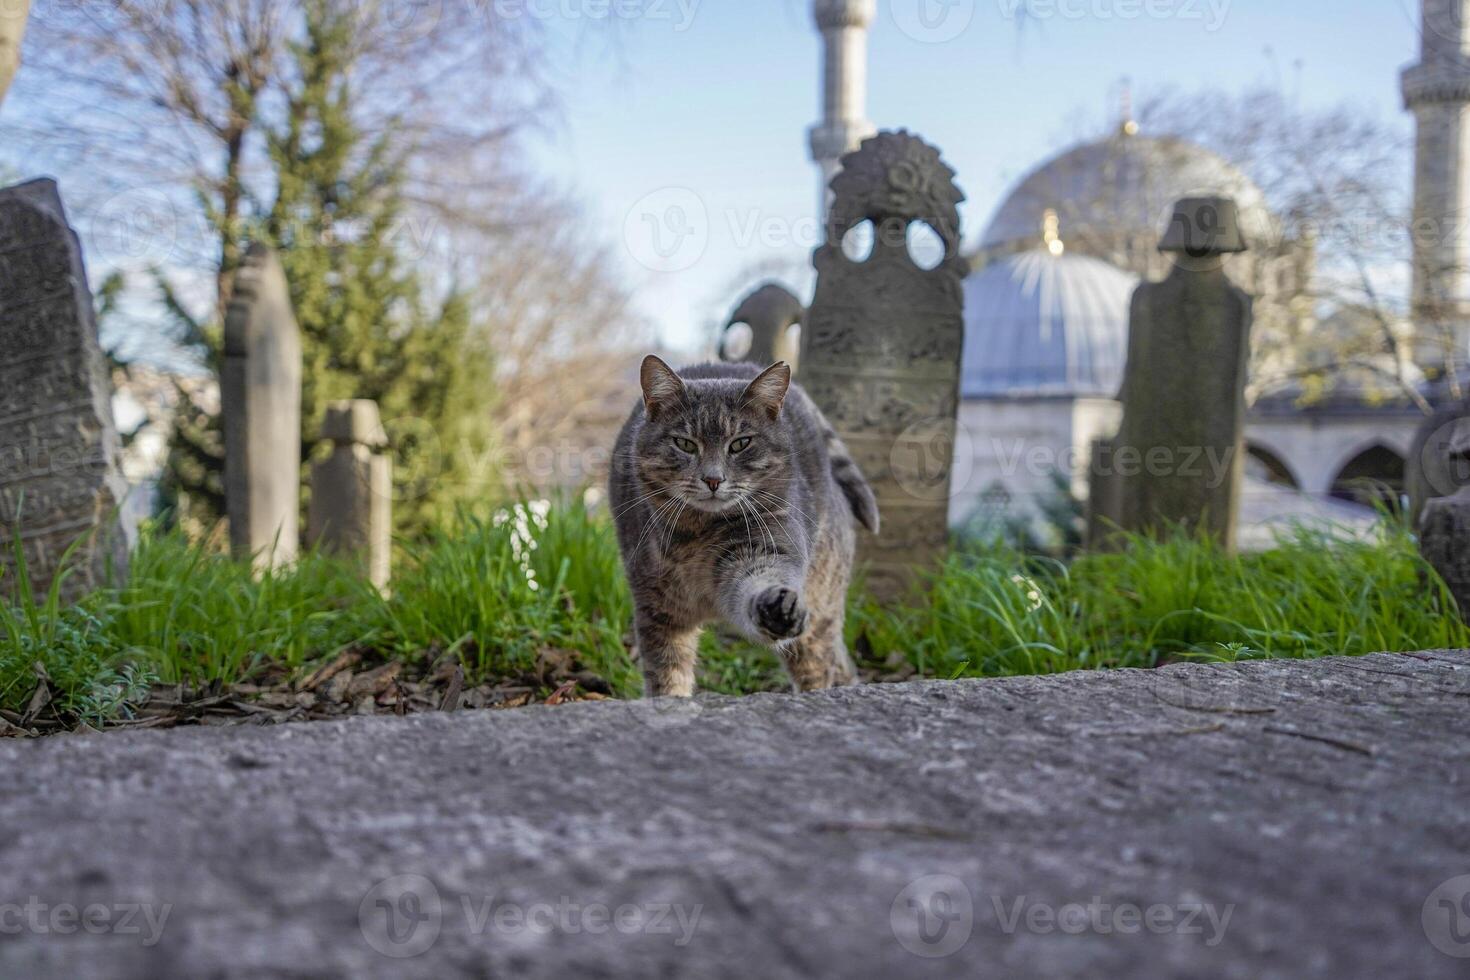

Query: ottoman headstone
[307,400,391,589]
[1103,196,1254,549]
[0,178,134,602]
[1419,428,1470,621]
[799,130,966,599]
[222,243,302,569]
[1406,395,1470,528]
[719,282,804,367]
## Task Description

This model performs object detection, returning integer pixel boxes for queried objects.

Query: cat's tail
[824,426,880,534]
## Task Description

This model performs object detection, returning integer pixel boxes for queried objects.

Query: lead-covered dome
[980,133,1275,260]
[961,248,1139,398]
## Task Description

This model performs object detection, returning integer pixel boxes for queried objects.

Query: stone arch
[1330,442,1407,510]
[1245,441,1300,489]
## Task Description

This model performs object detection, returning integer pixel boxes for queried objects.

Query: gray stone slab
[0,178,133,602]
[2,652,1470,979]
[800,130,966,599]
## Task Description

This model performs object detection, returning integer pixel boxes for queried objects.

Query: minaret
[1403,0,1470,377]
[808,0,877,220]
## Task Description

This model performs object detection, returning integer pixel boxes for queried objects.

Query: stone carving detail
[0,178,134,602]
[1089,197,1253,549]
[1419,428,1470,621]
[222,244,302,569]
[799,130,965,599]
[307,400,391,589]
[719,283,804,367]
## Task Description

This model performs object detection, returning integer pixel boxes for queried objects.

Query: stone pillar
[308,400,391,589]
[222,244,301,569]
[1402,0,1470,374]
[0,178,134,602]
[808,0,877,219]
[1100,197,1253,549]
[1419,432,1470,620]
[800,130,966,599]
[0,0,28,110]
[719,282,804,368]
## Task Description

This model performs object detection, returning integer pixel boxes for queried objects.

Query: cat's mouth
[684,489,739,513]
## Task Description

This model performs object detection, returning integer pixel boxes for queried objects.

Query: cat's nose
[703,476,723,493]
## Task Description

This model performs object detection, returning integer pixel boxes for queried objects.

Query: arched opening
[720,321,753,362]
[1330,444,1406,511]
[840,220,875,262]
[905,220,945,270]
[1245,444,1299,489]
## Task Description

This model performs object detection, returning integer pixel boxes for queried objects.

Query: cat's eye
[729,437,752,454]
[673,437,698,454]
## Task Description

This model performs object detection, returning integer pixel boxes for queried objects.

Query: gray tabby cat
[609,356,880,696]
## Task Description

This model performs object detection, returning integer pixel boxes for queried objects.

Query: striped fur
[609,357,880,696]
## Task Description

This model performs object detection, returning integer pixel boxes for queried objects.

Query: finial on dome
[1118,78,1139,137]
[1042,209,1064,256]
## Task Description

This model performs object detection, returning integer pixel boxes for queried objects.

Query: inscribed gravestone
[0,178,133,601]
[1419,425,1470,620]
[222,243,301,568]
[1406,395,1470,527]
[1097,196,1253,549]
[307,400,391,589]
[720,282,804,367]
[799,130,965,599]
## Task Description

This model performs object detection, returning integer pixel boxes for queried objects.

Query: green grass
[2,503,1466,728]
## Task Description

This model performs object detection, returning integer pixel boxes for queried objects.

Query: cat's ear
[640,355,687,420]
[742,361,791,421]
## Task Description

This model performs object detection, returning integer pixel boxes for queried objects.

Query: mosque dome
[979,133,1277,260]
[961,247,1140,398]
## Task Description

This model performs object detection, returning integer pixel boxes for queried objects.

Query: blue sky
[527,0,1423,352]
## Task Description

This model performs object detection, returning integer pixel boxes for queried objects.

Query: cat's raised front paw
[754,586,807,641]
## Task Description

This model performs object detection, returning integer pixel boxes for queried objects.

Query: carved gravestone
[0,178,134,602]
[799,131,966,599]
[720,282,804,367]
[1097,197,1253,549]
[1419,429,1470,621]
[222,243,302,569]
[1406,394,1470,528]
[307,400,391,589]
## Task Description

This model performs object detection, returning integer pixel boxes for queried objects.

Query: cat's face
[634,357,793,516]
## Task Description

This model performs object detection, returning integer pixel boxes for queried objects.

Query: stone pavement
[2,651,1469,978]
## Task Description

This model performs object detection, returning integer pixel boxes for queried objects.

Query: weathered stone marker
[1406,394,1470,527]
[307,400,390,589]
[1091,197,1253,549]
[222,243,301,569]
[1419,426,1470,620]
[799,130,965,599]
[0,178,134,602]
[719,282,804,367]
